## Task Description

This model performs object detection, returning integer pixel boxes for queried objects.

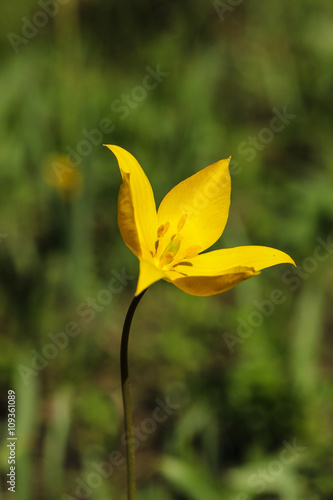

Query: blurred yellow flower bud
[42,154,83,200]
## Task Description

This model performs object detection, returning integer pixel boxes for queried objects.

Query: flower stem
[120,289,147,500]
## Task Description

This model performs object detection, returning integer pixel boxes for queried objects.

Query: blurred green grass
[1,1,333,499]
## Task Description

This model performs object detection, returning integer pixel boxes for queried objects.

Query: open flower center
[154,214,201,270]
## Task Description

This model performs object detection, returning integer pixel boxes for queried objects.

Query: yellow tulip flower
[105,145,295,296]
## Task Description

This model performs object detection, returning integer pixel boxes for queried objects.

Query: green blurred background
[1,1,333,499]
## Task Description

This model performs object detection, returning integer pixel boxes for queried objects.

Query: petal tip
[285,255,296,267]
[104,144,116,151]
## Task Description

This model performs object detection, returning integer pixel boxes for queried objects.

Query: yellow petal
[175,246,296,276]
[136,259,166,296]
[157,157,231,254]
[105,145,157,259]
[117,172,142,256]
[171,267,259,296]
[167,246,295,296]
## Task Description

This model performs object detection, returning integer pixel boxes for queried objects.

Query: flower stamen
[184,245,201,259]
[166,245,201,269]
[155,222,170,258]
[157,222,170,238]
[177,214,188,232]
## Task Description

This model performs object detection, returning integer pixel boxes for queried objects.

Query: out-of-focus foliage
[1,1,333,499]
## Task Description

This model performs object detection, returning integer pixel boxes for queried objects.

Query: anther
[177,214,188,232]
[157,222,170,238]
[184,245,201,259]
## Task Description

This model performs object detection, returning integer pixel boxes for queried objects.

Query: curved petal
[105,145,157,259]
[166,245,295,296]
[136,259,167,296]
[171,268,259,296]
[117,172,142,256]
[174,246,296,276]
[157,158,231,255]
